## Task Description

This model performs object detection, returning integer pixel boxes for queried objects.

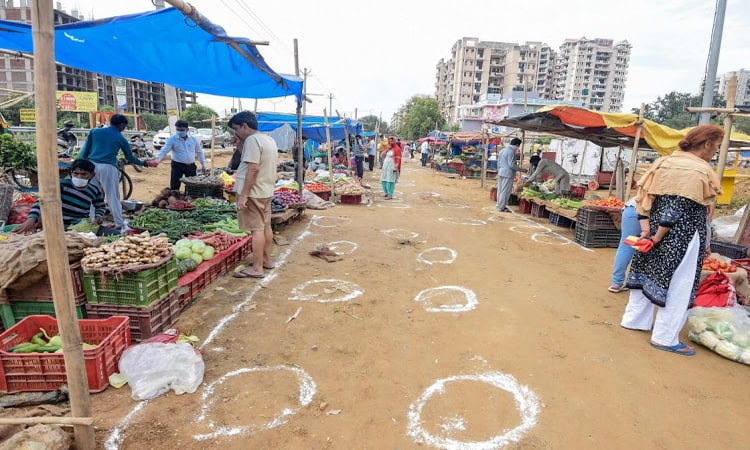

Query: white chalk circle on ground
[417,247,458,265]
[414,286,478,313]
[311,215,352,228]
[531,232,572,246]
[377,203,411,209]
[193,365,317,441]
[407,371,541,449]
[382,229,419,240]
[289,279,363,303]
[325,240,358,255]
[438,203,469,209]
[413,191,441,198]
[482,206,503,214]
[508,224,551,235]
[438,217,487,226]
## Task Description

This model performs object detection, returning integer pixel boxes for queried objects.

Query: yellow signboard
[167,109,178,117]
[55,90,98,112]
[19,108,35,122]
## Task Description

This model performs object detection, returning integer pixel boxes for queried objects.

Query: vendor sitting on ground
[12,159,107,233]
[524,159,571,195]
[308,148,328,171]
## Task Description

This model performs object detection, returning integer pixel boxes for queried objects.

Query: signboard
[167,109,178,117]
[19,108,35,122]
[115,78,127,111]
[55,91,98,112]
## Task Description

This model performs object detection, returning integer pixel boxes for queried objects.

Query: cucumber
[36,344,61,353]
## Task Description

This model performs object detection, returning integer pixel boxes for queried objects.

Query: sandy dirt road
[89,155,749,450]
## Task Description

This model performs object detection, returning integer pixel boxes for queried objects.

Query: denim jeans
[611,205,640,286]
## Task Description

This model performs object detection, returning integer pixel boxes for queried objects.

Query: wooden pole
[294,39,304,194]
[607,146,624,198]
[30,2,94,449]
[576,141,589,185]
[624,103,645,201]
[715,75,736,182]
[0,416,94,426]
[210,115,215,172]
[323,109,334,195]
[480,132,488,189]
[336,110,351,171]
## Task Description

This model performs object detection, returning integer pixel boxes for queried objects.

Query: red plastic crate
[85,292,179,342]
[0,315,130,393]
[519,198,532,214]
[5,262,85,302]
[340,194,362,205]
[530,202,549,218]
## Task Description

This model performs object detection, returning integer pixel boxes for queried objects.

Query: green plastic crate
[0,302,86,330]
[83,258,178,306]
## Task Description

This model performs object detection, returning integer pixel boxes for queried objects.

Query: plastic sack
[118,342,204,400]
[302,189,334,210]
[687,305,750,365]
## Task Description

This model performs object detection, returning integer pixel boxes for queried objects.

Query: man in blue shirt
[153,119,206,190]
[496,137,526,212]
[78,114,151,230]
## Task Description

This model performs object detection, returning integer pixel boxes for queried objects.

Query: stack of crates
[1,262,87,330]
[83,258,180,341]
[574,208,620,248]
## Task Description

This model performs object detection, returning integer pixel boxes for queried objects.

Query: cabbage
[190,252,204,265]
[202,246,215,261]
[174,246,192,260]
[191,240,206,254]
[175,239,192,248]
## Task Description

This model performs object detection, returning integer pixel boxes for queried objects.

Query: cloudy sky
[54,0,749,120]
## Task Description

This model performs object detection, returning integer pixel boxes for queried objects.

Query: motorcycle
[57,120,78,155]
[129,134,153,172]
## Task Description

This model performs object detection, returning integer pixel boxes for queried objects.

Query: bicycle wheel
[119,169,133,200]
[9,168,38,192]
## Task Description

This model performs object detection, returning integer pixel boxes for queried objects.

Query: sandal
[608,284,629,293]
[650,342,696,356]
[232,269,265,279]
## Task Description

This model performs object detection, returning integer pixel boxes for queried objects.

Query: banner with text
[56,91,98,112]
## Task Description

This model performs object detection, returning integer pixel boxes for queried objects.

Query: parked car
[152,126,196,150]
[195,128,226,148]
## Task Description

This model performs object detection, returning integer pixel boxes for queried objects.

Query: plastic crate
[5,262,85,302]
[711,241,748,260]
[85,291,180,342]
[530,202,549,218]
[340,194,362,205]
[507,194,520,206]
[576,208,617,230]
[574,225,621,248]
[83,258,178,306]
[0,315,130,393]
[549,212,574,228]
[0,300,86,330]
[519,198,532,214]
[185,185,224,199]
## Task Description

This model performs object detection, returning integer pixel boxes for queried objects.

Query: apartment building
[716,69,750,106]
[0,1,196,116]
[436,36,631,125]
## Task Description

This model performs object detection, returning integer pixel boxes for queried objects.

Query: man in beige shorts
[228,111,278,279]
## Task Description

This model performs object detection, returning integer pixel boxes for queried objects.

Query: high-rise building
[436,36,631,125]
[0,2,196,117]
[716,69,750,106]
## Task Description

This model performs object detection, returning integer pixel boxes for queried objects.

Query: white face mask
[71,177,89,188]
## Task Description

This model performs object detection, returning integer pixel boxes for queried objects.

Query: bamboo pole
[576,140,589,185]
[210,115,215,172]
[0,416,94,426]
[336,110,352,172]
[323,109,334,195]
[715,75,736,182]
[607,146,623,198]
[624,103,645,201]
[480,132,488,188]
[294,39,304,194]
[30,2,94,449]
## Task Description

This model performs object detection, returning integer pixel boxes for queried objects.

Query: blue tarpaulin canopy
[0,7,302,99]
[256,113,363,143]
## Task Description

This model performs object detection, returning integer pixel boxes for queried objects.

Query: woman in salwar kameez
[621,124,725,356]
[380,136,401,199]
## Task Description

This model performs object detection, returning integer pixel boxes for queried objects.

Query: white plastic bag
[118,342,204,401]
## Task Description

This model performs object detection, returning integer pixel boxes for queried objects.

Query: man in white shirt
[420,140,430,167]
[367,137,377,171]
[153,119,206,190]
[229,111,279,279]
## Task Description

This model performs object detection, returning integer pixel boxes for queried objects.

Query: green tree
[181,104,218,128]
[633,91,725,129]
[358,115,389,135]
[0,96,35,126]
[396,96,445,140]
[139,112,168,132]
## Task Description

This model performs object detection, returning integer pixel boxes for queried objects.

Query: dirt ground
[60,152,750,449]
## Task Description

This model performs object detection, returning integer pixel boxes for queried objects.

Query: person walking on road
[229,111,278,279]
[380,136,401,199]
[152,119,206,190]
[367,137,377,171]
[77,114,152,231]
[496,137,526,212]
[420,140,430,167]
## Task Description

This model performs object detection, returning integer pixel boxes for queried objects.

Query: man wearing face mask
[12,159,107,233]
[152,119,206,190]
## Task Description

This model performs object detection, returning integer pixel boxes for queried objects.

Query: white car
[195,128,226,148]
[152,126,196,150]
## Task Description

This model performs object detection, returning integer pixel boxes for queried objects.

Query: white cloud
[55,0,749,121]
